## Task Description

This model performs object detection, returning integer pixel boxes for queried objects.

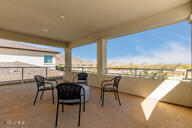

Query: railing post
[63,67,65,79]
[185,70,188,79]
[135,68,137,77]
[21,67,24,84]
[46,67,48,78]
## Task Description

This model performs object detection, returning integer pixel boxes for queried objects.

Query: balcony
[1,81,192,128]
[0,1,192,127]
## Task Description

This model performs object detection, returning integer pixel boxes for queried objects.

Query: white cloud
[177,35,191,42]
[108,42,190,65]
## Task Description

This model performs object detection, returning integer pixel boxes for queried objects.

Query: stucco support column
[189,14,192,72]
[97,39,107,75]
[64,47,72,79]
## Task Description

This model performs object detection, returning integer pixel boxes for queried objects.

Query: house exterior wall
[0,48,56,67]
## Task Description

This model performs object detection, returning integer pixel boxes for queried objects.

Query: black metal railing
[69,67,191,79]
[72,67,97,73]
[106,68,190,80]
[0,66,190,84]
[0,66,64,84]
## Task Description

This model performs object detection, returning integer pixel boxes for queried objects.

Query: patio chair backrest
[113,76,122,88]
[77,72,88,81]
[34,75,45,88]
[56,83,82,100]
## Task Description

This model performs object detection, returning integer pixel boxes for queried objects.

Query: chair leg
[114,92,117,100]
[102,90,104,107]
[55,102,59,127]
[116,92,121,106]
[78,102,81,127]
[100,87,102,100]
[33,91,39,105]
[40,90,44,100]
[62,104,64,112]
[52,89,54,104]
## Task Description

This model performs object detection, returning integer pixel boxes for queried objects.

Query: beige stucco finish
[0,1,191,48]
[64,48,72,79]
[0,29,67,48]
[0,47,56,67]
[65,72,192,107]
[97,39,107,75]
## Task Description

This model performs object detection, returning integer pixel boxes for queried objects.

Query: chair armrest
[44,81,54,89]
[103,84,113,88]
[101,78,114,88]
[43,77,48,82]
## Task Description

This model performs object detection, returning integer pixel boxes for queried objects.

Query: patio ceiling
[0,0,191,48]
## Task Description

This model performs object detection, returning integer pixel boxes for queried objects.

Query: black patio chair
[100,76,122,107]
[33,75,58,105]
[55,83,85,127]
[73,72,88,85]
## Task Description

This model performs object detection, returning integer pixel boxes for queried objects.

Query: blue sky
[73,21,191,64]
[24,21,191,64]
[108,21,190,58]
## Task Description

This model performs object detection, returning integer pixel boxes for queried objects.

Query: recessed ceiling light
[60,16,65,19]
[42,28,48,32]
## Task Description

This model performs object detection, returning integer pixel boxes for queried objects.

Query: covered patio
[0,0,192,127]
[1,82,192,128]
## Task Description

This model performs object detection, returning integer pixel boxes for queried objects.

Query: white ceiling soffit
[0,29,67,48]
[69,2,192,48]
[0,0,191,48]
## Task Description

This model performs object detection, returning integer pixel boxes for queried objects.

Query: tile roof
[0,39,59,53]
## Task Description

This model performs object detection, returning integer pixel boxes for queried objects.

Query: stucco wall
[65,72,192,107]
[0,48,56,67]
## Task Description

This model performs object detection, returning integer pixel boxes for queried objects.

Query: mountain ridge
[55,54,95,65]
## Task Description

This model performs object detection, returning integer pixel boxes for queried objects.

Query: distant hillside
[55,54,95,66]
[107,63,191,69]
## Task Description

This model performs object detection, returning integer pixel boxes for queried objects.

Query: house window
[44,55,53,64]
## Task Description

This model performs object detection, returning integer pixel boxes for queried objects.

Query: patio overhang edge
[0,29,68,48]
[68,2,192,48]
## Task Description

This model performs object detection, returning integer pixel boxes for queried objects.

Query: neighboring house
[0,40,59,67]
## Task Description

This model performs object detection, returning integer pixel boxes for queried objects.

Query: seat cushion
[77,80,88,85]
[39,86,52,91]
[59,99,80,104]
[103,87,117,92]
[39,83,56,91]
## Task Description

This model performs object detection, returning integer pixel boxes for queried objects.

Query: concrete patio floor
[0,82,192,128]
